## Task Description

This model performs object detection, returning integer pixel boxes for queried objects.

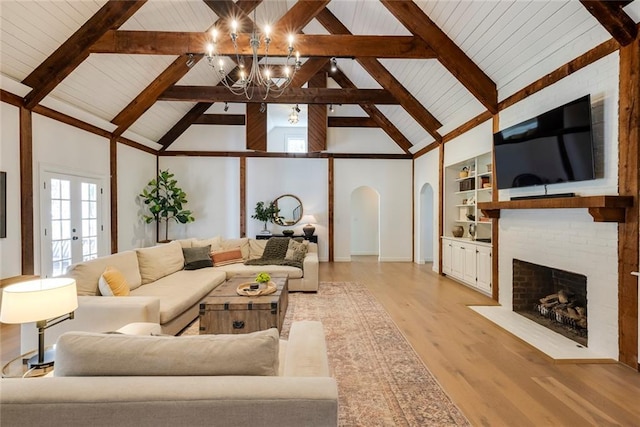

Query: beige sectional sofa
[1,321,339,427]
[21,237,319,351]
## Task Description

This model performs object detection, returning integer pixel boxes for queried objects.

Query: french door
[41,171,105,278]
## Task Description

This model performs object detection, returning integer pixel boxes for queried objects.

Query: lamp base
[27,348,56,370]
[303,225,315,237]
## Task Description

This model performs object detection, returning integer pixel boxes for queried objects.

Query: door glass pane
[60,180,70,199]
[51,200,61,220]
[49,178,73,277]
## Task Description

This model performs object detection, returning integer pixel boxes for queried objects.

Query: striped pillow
[211,248,244,266]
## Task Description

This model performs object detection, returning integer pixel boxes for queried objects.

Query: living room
[1,1,639,425]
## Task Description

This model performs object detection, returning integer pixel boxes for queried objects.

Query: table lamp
[0,278,78,369]
[300,214,317,237]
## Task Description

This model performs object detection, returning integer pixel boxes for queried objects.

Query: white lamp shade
[300,214,317,225]
[0,278,78,324]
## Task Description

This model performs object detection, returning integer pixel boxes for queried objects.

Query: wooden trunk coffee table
[199,275,288,335]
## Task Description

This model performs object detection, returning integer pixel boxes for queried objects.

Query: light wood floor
[321,257,640,427]
[2,259,639,425]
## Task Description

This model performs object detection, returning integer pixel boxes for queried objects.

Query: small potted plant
[251,201,281,234]
[252,272,271,290]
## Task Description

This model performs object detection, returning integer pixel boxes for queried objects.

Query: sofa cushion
[66,251,142,296]
[136,241,185,285]
[175,238,195,249]
[193,236,223,251]
[220,237,249,260]
[130,268,225,324]
[98,266,130,296]
[182,245,213,270]
[214,263,303,279]
[54,328,280,377]
[211,248,244,266]
[249,239,268,260]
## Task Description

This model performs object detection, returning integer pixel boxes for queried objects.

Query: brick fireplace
[497,208,618,359]
[512,259,587,346]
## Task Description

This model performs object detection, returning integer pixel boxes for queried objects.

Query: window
[286,136,307,153]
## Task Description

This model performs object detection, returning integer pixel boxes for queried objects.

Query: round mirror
[273,194,303,226]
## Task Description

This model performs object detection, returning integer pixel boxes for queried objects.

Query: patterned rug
[184,281,469,426]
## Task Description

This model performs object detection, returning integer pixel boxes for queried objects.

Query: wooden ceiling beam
[328,117,379,128]
[381,0,498,114]
[579,0,637,46]
[109,0,262,137]
[194,114,246,125]
[316,8,442,142]
[22,0,146,110]
[91,31,435,59]
[159,86,398,104]
[330,68,413,153]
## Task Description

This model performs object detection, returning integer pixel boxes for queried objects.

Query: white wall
[117,144,157,250]
[328,128,406,154]
[169,125,246,152]
[413,148,440,270]
[267,126,307,152]
[247,158,328,261]
[444,120,493,168]
[334,159,412,262]
[0,102,21,279]
[159,156,241,241]
[350,186,379,256]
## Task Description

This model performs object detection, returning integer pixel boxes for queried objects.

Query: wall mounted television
[493,95,595,191]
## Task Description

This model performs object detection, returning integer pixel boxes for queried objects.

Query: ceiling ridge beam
[195,114,246,125]
[109,0,262,138]
[330,68,413,154]
[328,117,379,128]
[316,8,442,143]
[579,0,637,46]
[22,0,147,110]
[380,0,497,114]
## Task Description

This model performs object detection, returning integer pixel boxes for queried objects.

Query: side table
[2,347,55,378]
[256,234,318,244]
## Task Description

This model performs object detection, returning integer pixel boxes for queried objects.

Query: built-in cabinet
[442,151,493,295]
[444,152,493,242]
[442,237,492,295]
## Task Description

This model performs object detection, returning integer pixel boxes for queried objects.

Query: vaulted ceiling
[1,0,638,155]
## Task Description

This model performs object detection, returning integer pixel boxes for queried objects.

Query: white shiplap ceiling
[0,0,637,151]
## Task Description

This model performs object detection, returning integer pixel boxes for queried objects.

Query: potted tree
[140,169,194,242]
[251,201,281,235]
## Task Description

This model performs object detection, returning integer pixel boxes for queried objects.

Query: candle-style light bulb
[264,25,271,38]
[288,34,294,48]
[231,20,238,34]
[207,43,214,57]
[211,29,218,43]
[284,66,290,78]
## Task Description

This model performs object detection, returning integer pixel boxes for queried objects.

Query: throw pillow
[285,239,308,263]
[211,247,244,266]
[182,245,213,270]
[261,237,290,260]
[98,266,130,296]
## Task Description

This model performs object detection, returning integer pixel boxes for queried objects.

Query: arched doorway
[350,186,380,259]
[420,183,434,265]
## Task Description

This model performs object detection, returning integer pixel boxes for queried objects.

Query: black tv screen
[493,95,595,190]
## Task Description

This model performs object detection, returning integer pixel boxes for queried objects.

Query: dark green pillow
[182,245,213,270]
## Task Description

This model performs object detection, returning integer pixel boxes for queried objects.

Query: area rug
[184,281,469,426]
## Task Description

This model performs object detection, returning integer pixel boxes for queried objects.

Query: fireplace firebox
[512,259,587,346]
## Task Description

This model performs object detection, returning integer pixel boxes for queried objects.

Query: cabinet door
[463,245,477,283]
[451,242,465,280]
[442,240,452,275]
[476,246,492,293]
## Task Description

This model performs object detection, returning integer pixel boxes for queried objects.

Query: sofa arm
[20,296,160,352]
[301,251,319,291]
[283,321,330,377]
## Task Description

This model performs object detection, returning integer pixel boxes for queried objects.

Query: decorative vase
[452,226,464,238]
[468,223,476,240]
[282,229,294,236]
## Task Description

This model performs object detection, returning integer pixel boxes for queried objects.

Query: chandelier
[288,104,301,124]
[206,9,302,100]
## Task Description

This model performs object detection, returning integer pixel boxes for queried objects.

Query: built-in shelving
[478,195,633,223]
